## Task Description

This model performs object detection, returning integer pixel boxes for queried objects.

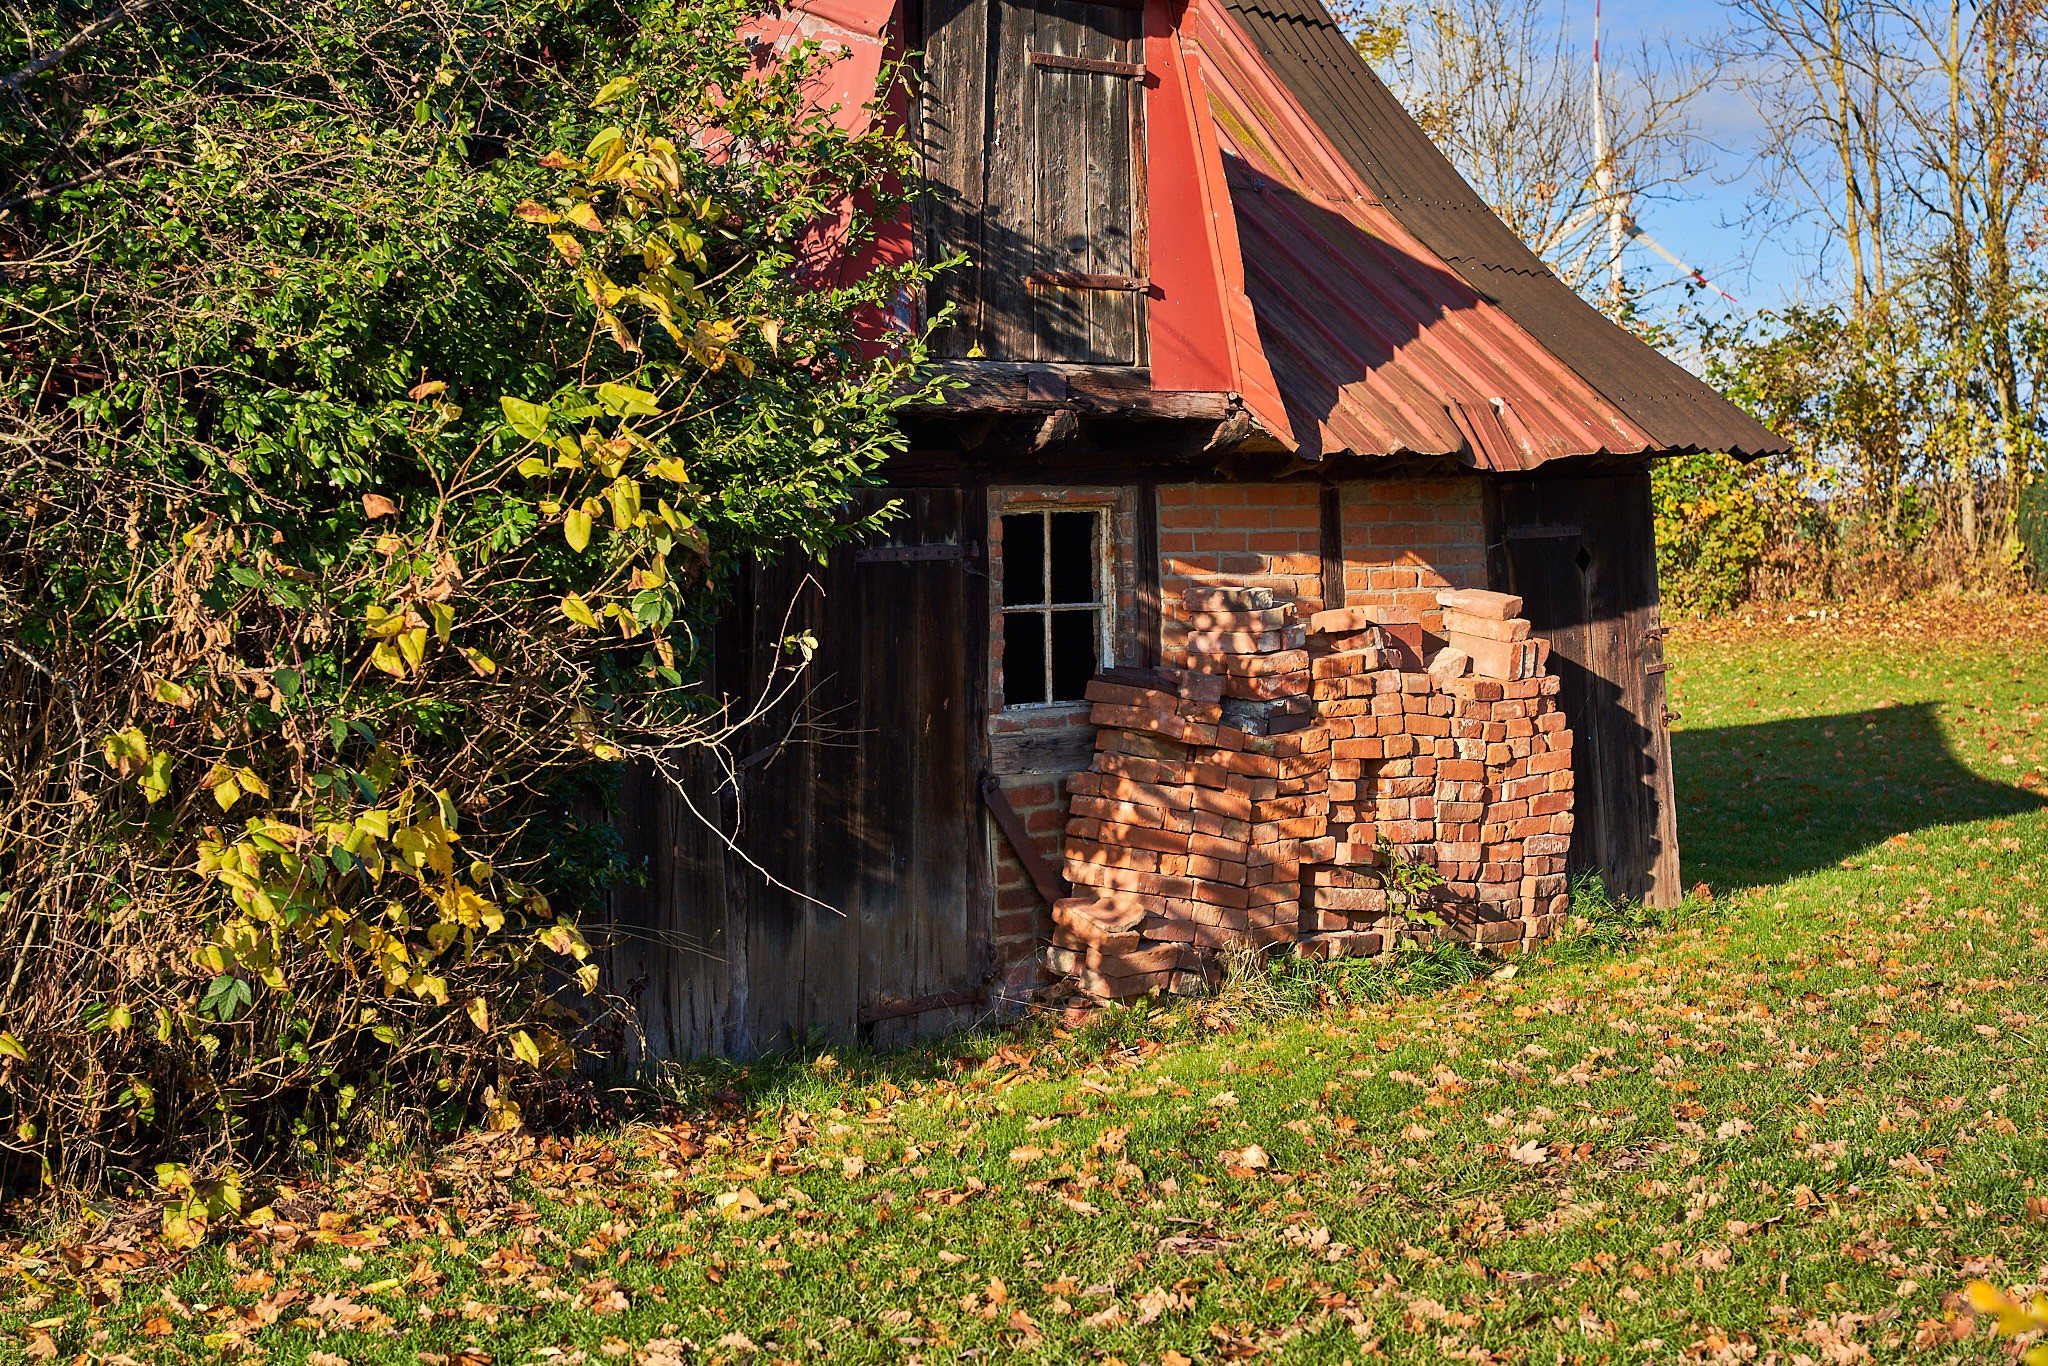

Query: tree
[1716,0,2048,570]
[0,0,934,1192]
[1365,0,1717,301]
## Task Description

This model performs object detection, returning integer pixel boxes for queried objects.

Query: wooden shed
[602,0,1786,1056]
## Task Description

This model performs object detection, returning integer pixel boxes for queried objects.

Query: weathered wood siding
[1487,470,1682,906]
[922,0,1148,364]
[604,489,992,1057]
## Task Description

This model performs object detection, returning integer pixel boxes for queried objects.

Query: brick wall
[1158,482,1324,655]
[1337,478,1488,632]
[988,773,1067,990]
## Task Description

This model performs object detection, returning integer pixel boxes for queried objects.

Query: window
[1001,509,1108,705]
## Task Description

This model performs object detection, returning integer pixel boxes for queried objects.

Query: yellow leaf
[369,640,409,678]
[510,1030,543,1068]
[101,726,150,778]
[485,1092,523,1132]
[397,627,429,669]
[212,771,242,812]
[460,646,497,676]
[152,676,193,707]
[0,1033,27,1062]
[561,594,600,630]
[466,997,489,1032]
[565,202,605,233]
[591,73,639,108]
[514,200,561,224]
[576,962,600,993]
[234,768,269,799]
[607,477,642,530]
[426,602,454,643]
[565,508,593,551]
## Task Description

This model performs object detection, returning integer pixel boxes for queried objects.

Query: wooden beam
[980,770,1068,905]
[913,361,1236,420]
[1135,482,1161,668]
[1319,483,1345,612]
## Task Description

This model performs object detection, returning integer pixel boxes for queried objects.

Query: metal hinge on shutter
[1025,270,1152,293]
[1027,50,1145,77]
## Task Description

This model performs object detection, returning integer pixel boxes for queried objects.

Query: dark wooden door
[737,488,988,1050]
[608,490,990,1056]
[1489,472,1681,907]
[922,0,1147,364]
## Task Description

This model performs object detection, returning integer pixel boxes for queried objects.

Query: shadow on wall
[1672,702,2046,894]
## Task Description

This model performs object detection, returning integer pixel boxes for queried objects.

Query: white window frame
[999,505,1115,709]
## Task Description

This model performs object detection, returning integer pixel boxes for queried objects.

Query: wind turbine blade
[1622,221,1739,304]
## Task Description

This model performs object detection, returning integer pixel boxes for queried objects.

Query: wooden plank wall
[603,489,991,1057]
[1487,470,1681,906]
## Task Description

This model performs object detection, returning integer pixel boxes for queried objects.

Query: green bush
[1652,451,1773,614]
[0,0,936,1199]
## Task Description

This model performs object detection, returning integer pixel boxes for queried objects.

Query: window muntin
[1000,508,1108,705]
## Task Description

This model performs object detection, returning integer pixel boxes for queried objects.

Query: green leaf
[516,456,551,478]
[591,74,639,108]
[509,1029,543,1068]
[199,976,253,1022]
[564,508,593,552]
[499,396,551,442]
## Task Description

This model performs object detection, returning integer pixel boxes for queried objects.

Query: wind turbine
[1564,0,1738,304]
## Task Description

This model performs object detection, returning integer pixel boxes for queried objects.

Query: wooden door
[922,0,1148,364]
[734,488,987,1050]
[608,490,990,1056]
[1488,472,1681,907]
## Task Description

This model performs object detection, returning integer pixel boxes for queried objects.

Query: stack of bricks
[1047,583,1577,1001]
[1043,587,1335,1000]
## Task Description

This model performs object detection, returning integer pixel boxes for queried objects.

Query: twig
[1,0,162,99]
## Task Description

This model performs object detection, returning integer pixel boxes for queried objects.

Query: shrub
[0,0,936,1198]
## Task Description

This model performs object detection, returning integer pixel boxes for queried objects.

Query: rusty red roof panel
[1188,0,1663,467]
[1212,0,1788,459]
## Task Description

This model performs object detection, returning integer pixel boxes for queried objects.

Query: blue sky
[1584,0,1822,321]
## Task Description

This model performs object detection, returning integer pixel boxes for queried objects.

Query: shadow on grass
[1673,702,2045,893]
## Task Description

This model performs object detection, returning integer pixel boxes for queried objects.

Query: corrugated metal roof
[1190,0,1656,466]
[1213,0,1790,459]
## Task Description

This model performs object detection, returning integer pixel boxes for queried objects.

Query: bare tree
[1372,0,1719,299]
[1717,0,2048,559]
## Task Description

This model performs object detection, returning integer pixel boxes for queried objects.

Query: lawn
[7,597,2048,1365]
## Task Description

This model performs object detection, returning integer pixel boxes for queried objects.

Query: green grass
[8,601,2048,1364]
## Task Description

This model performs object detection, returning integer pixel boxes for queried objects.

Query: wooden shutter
[922,0,1148,365]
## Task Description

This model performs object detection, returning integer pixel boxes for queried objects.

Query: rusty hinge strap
[1645,662,1669,675]
[1025,270,1151,293]
[980,770,1067,906]
[859,986,988,1025]
[1028,49,1145,77]
[1504,524,1583,541]
[854,542,973,564]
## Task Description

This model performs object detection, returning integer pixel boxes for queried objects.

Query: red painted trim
[1138,0,1238,397]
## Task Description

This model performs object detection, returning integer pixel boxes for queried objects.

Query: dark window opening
[1001,508,1107,705]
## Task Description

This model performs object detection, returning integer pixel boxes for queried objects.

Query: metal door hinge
[855,542,977,564]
